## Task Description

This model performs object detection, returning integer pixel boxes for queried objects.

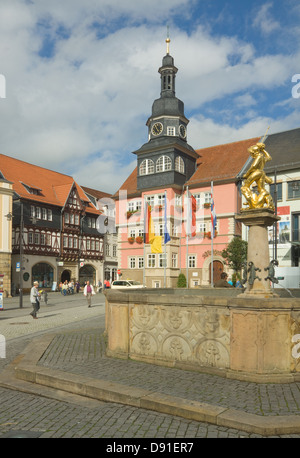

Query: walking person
[30,281,41,319]
[83,280,95,307]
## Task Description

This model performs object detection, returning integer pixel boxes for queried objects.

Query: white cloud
[188,109,300,150]
[252,2,281,34]
[0,1,299,195]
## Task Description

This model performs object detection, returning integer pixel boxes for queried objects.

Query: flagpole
[143,196,146,286]
[186,186,189,288]
[211,181,214,288]
[164,190,167,288]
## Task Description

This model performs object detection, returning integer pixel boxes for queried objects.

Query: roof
[114,137,261,196]
[113,167,138,198]
[186,137,261,187]
[264,127,300,172]
[81,186,112,200]
[0,154,99,214]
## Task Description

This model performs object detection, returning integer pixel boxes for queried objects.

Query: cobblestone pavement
[0,292,299,439]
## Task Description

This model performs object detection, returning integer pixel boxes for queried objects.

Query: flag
[211,185,217,238]
[151,236,162,253]
[186,189,197,237]
[164,193,171,244]
[144,202,155,244]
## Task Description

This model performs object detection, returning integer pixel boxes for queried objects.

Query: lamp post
[19,202,24,308]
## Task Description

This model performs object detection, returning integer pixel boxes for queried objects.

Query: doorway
[209,260,224,284]
[61,270,71,283]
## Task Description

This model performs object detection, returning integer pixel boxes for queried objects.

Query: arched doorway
[79,264,96,286]
[61,270,71,283]
[209,260,224,284]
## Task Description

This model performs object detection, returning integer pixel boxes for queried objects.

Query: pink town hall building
[113,40,261,287]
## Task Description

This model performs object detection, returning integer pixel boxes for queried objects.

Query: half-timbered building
[0,154,105,293]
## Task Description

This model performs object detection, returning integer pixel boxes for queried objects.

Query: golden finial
[166,25,170,54]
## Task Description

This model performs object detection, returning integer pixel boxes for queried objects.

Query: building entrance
[61,270,71,283]
[209,260,224,284]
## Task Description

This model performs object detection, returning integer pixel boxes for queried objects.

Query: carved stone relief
[130,304,230,369]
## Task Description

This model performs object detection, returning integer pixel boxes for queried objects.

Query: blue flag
[164,193,171,244]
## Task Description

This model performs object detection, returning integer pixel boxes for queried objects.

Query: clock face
[152,122,163,136]
[179,124,186,138]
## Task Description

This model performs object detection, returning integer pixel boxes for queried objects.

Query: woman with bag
[30,281,41,319]
[83,280,95,307]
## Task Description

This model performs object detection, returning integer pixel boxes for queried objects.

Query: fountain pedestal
[235,209,280,297]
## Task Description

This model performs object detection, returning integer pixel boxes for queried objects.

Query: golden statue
[241,141,274,211]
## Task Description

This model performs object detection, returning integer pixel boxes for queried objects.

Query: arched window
[175,156,185,174]
[156,155,172,173]
[139,159,154,176]
[32,263,54,288]
[79,264,96,286]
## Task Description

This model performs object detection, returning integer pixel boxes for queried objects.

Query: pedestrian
[75,281,80,293]
[30,281,41,319]
[104,279,111,289]
[83,280,95,307]
[68,280,74,294]
[62,281,68,296]
[97,280,102,293]
[214,272,234,288]
[235,279,243,288]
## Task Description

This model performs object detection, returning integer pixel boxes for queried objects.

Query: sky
[0,0,300,194]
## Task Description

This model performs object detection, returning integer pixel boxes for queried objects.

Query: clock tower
[133,36,198,191]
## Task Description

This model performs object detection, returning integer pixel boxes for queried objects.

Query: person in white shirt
[83,280,95,307]
[30,281,41,319]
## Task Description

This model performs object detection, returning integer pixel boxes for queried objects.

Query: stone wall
[105,290,300,383]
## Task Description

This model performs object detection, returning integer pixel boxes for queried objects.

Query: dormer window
[156,155,172,172]
[140,159,154,176]
[20,181,42,195]
[175,156,185,174]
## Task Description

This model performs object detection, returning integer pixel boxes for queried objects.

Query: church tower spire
[133,34,198,191]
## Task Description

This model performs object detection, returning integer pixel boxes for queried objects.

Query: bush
[177,273,187,288]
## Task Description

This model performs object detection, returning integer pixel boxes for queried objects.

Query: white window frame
[172,252,178,268]
[140,159,154,176]
[147,254,156,268]
[129,257,136,269]
[156,155,172,173]
[175,156,184,174]
[159,253,167,268]
[204,192,211,204]
[167,126,175,136]
[42,208,47,220]
[188,255,196,268]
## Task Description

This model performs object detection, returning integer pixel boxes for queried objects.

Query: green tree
[177,273,187,288]
[222,237,248,276]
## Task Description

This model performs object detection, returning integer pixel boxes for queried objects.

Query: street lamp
[19,202,24,308]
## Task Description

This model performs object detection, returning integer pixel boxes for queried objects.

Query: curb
[5,334,300,436]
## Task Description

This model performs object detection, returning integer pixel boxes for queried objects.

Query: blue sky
[0,0,299,193]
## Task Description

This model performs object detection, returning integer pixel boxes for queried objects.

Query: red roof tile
[186,137,261,187]
[0,154,99,214]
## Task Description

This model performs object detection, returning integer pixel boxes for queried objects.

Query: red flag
[186,189,197,237]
